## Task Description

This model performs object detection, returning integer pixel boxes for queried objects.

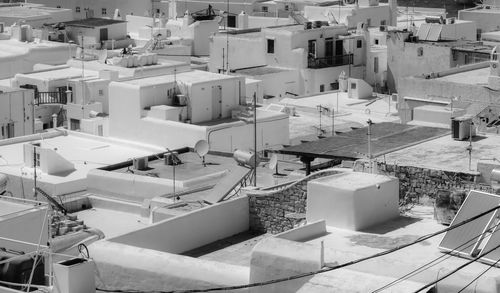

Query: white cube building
[306,172,399,231]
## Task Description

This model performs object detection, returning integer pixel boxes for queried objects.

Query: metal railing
[308,54,353,69]
[35,91,68,106]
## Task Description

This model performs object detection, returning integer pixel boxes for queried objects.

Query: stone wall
[247,169,343,234]
[356,161,494,206]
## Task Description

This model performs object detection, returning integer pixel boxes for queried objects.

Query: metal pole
[367,119,373,173]
[331,107,335,136]
[253,93,257,187]
[33,144,37,199]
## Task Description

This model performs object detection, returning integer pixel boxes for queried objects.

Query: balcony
[35,91,68,106]
[308,54,353,69]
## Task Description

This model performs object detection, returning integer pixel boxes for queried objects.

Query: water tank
[233,149,260,168]
[133,157,149,170]
[0,250,45,290]
[451,116,474,141]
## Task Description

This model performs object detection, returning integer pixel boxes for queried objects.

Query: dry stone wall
[247,169,342,234]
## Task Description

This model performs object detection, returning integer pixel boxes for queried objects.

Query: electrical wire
[97,205,500,293]
[413,242,500,293]
[457,254,500,292]
[371,220,500,293]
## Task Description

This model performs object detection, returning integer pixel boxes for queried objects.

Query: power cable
[97,205,500,293]
[372,220,500,293]
[457,253,500,292]
[413,242,500,293]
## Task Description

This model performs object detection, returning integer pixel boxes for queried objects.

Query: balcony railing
[35,91,67,105]
[308,54,353,69]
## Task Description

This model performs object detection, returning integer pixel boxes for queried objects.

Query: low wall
[247,169,344,234]
[91,241,249,292]
[110,196,249,254]
[355,161,494,205]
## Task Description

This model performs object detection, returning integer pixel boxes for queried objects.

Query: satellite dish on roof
[268,154,278,170]
[194,140,209,166]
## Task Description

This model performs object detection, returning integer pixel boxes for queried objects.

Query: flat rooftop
[279,122,449,160]
[0,130,164,186]
[234,66,292,76]
[436,67,490,85]
[62,18,126,28]
[0,197,45,219]
[279,92,401,144]
[16,67,97,82]
[122,69,236,87]
[384,132,500,173]
[0,5,70,18]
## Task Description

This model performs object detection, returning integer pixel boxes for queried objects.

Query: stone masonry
[247,169,342,234]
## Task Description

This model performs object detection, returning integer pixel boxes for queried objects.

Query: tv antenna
[194,140,209,167]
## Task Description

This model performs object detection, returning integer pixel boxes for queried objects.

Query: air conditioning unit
[133,156,149,170]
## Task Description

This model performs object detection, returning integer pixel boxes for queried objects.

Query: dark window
[374,57,379,73]
[366,18,371,26]
[102,8,107,15]
[325,38,333,56]
[417,47,424,57]
[374,38,379,45]
[381,20,386,26]
[284,5,289,11]
[56,5,61,8]
[308,40,317,58]
[262,6,268,12]
[330,82,339,90]
[70,119,80,131]
[76,6,80,13]
[267,39,274,54]
[351,82,357,89]
[227,15,236,28]
[357,40,362,48]
[320,84,325,92]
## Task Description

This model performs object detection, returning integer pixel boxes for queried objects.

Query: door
[335,39,344,65]
[325,38,333,65]
[212,85,222,120]
[100,28,108,41]
[308,40,317,59]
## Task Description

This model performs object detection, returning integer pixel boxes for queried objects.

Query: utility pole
[367,119,373,173]
[253,93,257,187]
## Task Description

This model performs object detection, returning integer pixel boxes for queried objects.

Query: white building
[0,3,73,28]
[209,23,365,99]
[108,69,289,152]
[0,86,34,139]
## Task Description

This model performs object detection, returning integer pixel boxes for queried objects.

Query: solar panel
[479,220,500,267]
[438,191,500,257]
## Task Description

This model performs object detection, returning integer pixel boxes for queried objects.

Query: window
[351,82,357,89]
[381,20,386,26]
[76,6,80,13]
[35,152,40,167]
[330,82,339,90]
[374,57,379,73]
[156,8,160,14]
[70,119,80,131]
[465,54,469,64]
[56,5,61,8]
[262,6,268,12]
[308,40,317,58]
[267,39,274,54]
[366,18,371,26]
[102,8,107,15]
[357,40,362,48]
[98,89,104,96]
[374,38,379,45]
[284,5,289,11]
[320,84,325,92]
[417,47,424,57]
[477,29,482,41]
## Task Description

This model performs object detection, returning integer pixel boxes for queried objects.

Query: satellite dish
[268,154,278,170]
[194,140,209,166]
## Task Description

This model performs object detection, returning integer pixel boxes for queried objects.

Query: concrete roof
[0,130,164,186]
[234,66,292,76]
[0,198,43,218]
[279,122,449,160]
[0,5,71,19]
[384,132,500,173]
[123,69,237,87]
[15,67,98,82]
[435,67,490,85]
[62,18,126,28]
